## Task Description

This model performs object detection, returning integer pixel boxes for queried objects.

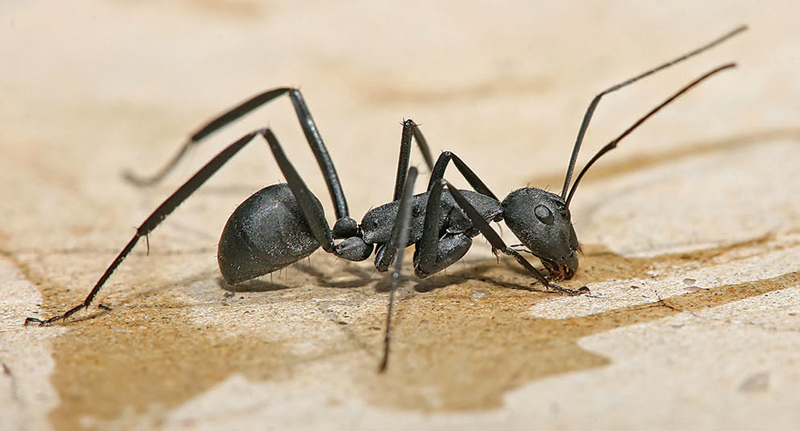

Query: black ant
[26,26,746,372]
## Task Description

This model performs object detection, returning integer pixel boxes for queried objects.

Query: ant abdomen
[218,183,322,284]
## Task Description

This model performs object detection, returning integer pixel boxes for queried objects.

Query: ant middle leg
[391,119,435,202]
[378,167,419,372]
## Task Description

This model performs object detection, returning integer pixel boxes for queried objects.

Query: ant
[26,26,746,372]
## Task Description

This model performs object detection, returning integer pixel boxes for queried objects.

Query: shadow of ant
[219,255,559,296]
[218,261,378,293]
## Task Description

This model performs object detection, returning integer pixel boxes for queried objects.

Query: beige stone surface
[2,1,799,430]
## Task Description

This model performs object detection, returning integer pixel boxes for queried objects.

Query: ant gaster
[26,26,746,372]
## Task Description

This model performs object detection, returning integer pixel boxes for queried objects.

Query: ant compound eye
[534,204,554,225]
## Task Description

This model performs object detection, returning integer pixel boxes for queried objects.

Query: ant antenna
[560,25,747,200]
[564,62,737,208]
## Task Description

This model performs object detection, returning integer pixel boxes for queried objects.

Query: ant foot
[546,282,590,296]
[23,304,89,327]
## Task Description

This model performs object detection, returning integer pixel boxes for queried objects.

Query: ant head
[501,187,579,280]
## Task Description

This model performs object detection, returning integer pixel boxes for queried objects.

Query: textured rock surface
[2,1,799,430]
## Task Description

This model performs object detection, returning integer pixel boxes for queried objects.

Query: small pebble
[471,289,490,299]
[738,372,770,393]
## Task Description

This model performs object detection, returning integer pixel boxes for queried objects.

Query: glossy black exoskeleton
[26,26,746,371]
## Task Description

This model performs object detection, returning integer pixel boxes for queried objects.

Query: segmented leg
[413,179,474,278]
[416,151,502,276]
[26,128,337,326]
[392,119,435,202]
[124,88,352,223]
[379,167,419,372]
[27,130,271,325]
[261,129,335,252]
[427,151,497,200]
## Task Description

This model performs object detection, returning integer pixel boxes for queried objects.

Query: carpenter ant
[26,26,745,372]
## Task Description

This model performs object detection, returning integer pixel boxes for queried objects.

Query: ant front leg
[442,181,588,296]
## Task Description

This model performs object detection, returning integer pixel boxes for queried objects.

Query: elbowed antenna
[560,25,747,200]
[564,63,737,208]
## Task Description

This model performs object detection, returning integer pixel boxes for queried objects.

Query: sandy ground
[2,1,799,430]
